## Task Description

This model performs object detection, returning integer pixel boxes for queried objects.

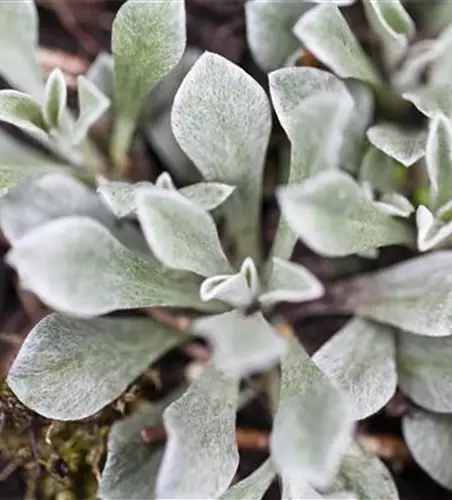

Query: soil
[0,1,450,499]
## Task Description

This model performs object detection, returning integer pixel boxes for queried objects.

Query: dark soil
[0,1,450,499]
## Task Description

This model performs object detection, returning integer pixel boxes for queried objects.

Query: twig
[38,46,89,88]
[357,433,413,468]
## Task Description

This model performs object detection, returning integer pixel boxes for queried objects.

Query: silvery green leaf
[426,113,452,210]
[337,443,399,500]
[112,0,186,165]
[7,313,185,420]
[220,459,276,500]
[340,82,374,171]
[294,4,381,85]
[0,0,44,98]
[348,251,452,336]
[416,205,452,251]
[259,257,324,308]
[403,410,452,490]
[87,52,114,101]
[374,192,414,218]
[277,170,414,257]
[313,318,397,420]
[245,0,310,72]
[98,180,152,218]
[363,0,414,68]
[367,123,426,167]
[7,216,207,316]
[193,310,286,378]
[180,182,235,211]
[0,173,147,255]
[359,145,401,193]
[393,40,439,91]
[269,68,353,259]
[172,52,272,262]
[99,403,165,500]
[43,69,67,130]
[200,257,259,309]
[271,334,353,488]
[430,25,452,85]
[269,67,351,140]
[72,76,110,145]
[0,173,112,243]
[136,187,231,277]
[403,83,452,118]
[398,331,452,412]
[156,363,239,499]
[155,171,177,190]
[0,90,48,142]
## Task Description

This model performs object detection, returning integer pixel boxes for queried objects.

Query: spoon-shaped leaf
[403,410,452,490]
[0,0,44,98]
[277,170,414,257]
[294,4,381,85]
[156,363,239,498]
[136,187,232,277]
[398,331,452,412]
[172,52,272,262]
[271,334,353,488]
[7,313,185,420]
[43,69,67,130]
[111,0,186,165]
[348,251,452,336]
[7,216,208,316]
[313,318,397,420]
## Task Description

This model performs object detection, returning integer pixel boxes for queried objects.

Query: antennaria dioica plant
[2,0,452,498]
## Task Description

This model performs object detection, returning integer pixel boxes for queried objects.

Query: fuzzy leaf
[426,113,452,209]
[43,69,67,129]
[294,4,380,85]
[156,363,239,498]
[416,205,452,251]
[7,314,185,420]
[340,81,374,171]
[172,52,272,262]
[136,187,231,277]
[337,443,399,500]
[179,182,235,211]
[200,257,259,309]
[359,145,401,193]
[7,216,207,316]
[367,123,426,167]
[193,310,287,378]
[112,0,186,164]
[349,251,452,336]
[245,0,310,72]
[374,193,414,218]
[398,331,452,412]
[277,170,414,257]
[403,410,452,490]
[404,83,452,118]
[313,318,397,420]
[0,173,146,256]
[72,76,110,145]
[269,67,352,142]
[271,334,353,488]
[260,257,324,307]
[0,0,44,98]
[220,459,276,500]
[0,90,48,141]
[99,403,166,500]
[363,0,414,68]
